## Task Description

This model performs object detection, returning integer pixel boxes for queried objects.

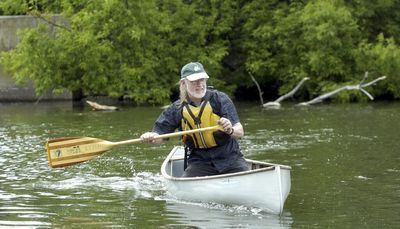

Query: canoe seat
[250,162,274,170]
[169,158,185,177]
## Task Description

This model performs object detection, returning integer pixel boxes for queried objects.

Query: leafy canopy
[2,0,400,103]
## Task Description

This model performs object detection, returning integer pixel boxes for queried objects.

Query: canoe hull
[161,146,291,214]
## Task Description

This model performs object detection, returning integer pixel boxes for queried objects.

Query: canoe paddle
[46,125,221,168]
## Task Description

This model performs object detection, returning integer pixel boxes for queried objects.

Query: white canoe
[161,146,291,214]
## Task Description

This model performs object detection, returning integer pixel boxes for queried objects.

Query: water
[0,101,399,228]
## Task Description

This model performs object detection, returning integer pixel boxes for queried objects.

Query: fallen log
[263,77,309,109]
[297,72,386,106]
[86,100,119,111]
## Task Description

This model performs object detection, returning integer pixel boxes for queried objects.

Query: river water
[0,101,399,228]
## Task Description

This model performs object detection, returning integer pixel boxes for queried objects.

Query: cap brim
[183,72,209,81]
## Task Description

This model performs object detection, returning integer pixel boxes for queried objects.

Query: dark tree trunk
[72,89,83,101]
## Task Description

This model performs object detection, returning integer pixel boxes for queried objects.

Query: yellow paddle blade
[46,137,114,168]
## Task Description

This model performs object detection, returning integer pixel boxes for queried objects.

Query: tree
[0,0,236,104]
[0,0,62,15]
[2,0,400,103]
[239,0,400,102]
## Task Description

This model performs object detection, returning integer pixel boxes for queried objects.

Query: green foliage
[0,0,62,15]
[345,0,400,42]
[238,0,400,102]
[300,1,358,78]
[354,35,400,98]
[0,0,28,14]
[240,0,281,83]
[1,0,400,103]
[1,0,236,104]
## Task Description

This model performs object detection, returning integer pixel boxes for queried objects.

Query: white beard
[186,85,207,99]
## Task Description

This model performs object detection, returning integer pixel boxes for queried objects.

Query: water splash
[37,171,165,199]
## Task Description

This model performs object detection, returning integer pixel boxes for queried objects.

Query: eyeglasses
[187,78,207,84]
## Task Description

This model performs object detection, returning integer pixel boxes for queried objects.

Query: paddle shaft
[46,125,222,168]
[113,125,221,146]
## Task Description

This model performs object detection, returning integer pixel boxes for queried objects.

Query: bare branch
[298,87,349,106]
[360,76,386,88]
[359,71,368,85]
[298,73,386,106]
[360,88,374,100]
[263,77,309,108]
[29,12,71,32]
[275,77,309,103]
[248,72,264,106]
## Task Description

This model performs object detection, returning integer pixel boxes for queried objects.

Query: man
[140,62,248,177]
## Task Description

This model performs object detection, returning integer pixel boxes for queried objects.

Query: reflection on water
[163,200,293,229]
[1,102,400,228]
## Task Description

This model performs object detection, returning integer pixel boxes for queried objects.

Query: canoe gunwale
[161,146,291,182]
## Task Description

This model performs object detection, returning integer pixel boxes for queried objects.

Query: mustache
[186,86,207,98]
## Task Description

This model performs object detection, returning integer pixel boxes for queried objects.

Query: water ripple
[241,128,336,156]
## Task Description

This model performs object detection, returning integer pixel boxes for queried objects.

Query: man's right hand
[140,132,162,144]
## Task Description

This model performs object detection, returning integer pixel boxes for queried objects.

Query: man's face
[185,78,207,99]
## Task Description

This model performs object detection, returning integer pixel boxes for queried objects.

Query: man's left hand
[218,117,233,134]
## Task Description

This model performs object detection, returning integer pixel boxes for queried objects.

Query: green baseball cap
[180,62,209,81]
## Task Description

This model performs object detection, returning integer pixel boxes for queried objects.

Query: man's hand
[218,118,244,139]
[218,117,233,134]
[140,132,162,144]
